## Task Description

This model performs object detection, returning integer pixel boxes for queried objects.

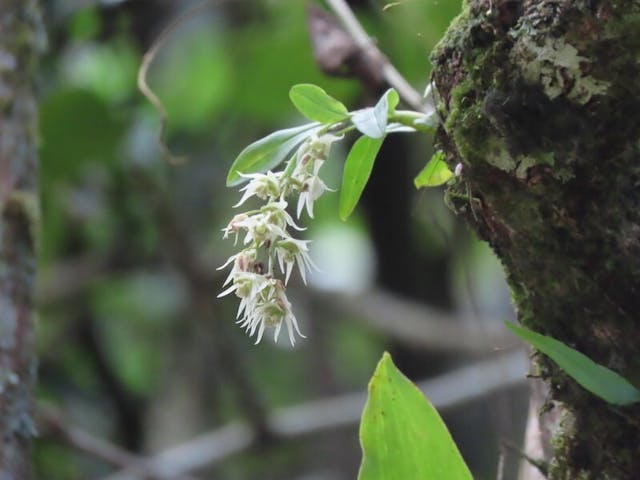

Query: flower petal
[217,284,237,297]
[254,320,266,344]
[285,261,294,285]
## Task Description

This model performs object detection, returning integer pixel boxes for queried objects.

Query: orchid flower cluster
[218,84,438,345]
[218,133,340,345]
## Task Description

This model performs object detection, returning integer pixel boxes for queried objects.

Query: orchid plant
[217,133,339,345]
[219,84,444,345]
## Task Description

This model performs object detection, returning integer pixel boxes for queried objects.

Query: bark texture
[0,0,43,477]
[432,1,640,478]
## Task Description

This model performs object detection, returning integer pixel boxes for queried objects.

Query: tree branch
[324,0,429,112]
[38,406,200,480]
[38,258,514,355]
[318,288,516,353]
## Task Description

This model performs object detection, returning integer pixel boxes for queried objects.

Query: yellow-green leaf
[289,83,349,124]
[384,88,400,114]
[226,123,320,186]
[506,321,640,405]
[339,136,384,220]
[414,151,453,188]
[358,352,473,480]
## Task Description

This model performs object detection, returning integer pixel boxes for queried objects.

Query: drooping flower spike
[218,134,338,345]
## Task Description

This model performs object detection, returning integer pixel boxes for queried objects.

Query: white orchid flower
[234,171,282,207]
[275,237,316,284]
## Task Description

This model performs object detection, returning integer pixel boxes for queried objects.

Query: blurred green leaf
[35,442,82,480]
[63,38,138,103]
[414,151,453,188]
[152,21,233,130]
[351,91,392,139]
[93,274,183,394]
[506,322,640,405]
[68,7,101,40]
[230,3,357,122]
[358,352,473,480]
[289,84,349,124]
[339,135,384,220]
[370,0,462,86]
[40,88,126,184]
[227,123,320,186]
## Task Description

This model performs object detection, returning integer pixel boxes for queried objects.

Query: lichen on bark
[0,0,43,477]
[431,1,640,478]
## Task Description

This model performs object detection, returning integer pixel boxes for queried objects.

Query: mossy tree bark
[432,1,640,478]
[0,0,43,477]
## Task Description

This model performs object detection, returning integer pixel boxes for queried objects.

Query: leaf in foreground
[414,151,453,188]
[227,123,320,186]
[506,321,640,405]
[289,83,349,124]
[358,352,473,480]
[339,136,384,220]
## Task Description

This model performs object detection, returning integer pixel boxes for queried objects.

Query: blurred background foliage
[35,1,528,479]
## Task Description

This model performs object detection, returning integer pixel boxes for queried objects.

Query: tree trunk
[0,1,43,477]
[432,1,640,478]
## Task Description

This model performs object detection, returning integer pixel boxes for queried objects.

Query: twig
[37,257,514,354]
[38,406,200,480]
[502,440,549,478]
[101,423,255,480]
[496,447,506,480]
[518,379,555,480]
[317,288,517,353]
[324,0,429,112]
[102,350,528,479]
[138,0,232,165]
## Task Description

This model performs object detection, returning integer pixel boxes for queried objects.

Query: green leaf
[226,123,320,186]
[351,89,397,139]
[384,88,400,114]
[414,151,453,188]
[153,24,233,131]
[506,322,640,405]
[358,352,473,480]
[339,136,384,220]
[289,83,349,124]
[40,88,125,185]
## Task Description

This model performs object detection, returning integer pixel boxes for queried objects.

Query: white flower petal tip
[219,134,338,345]
[223,279,305,346]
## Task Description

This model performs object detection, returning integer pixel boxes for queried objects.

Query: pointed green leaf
[414,151,453,188]
[506,322,640,405]
[384,88,400,114]
[289,84,349,124]
[351,90,395,139]
[226,123,320,186]
[339,136,384,220]
[358,352,473,480]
